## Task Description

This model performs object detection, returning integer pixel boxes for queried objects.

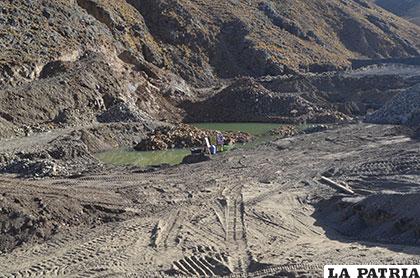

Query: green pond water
[96,148,191,167]
[96,123,288,167]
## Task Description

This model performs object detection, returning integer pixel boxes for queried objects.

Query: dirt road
[1,124,419,277]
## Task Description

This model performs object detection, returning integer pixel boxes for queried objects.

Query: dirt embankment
[366,83,420,137]
[0,122,162,178]
[0,180,137,253]
[316,193,420,245]
[313,140,420,246]
[0,50,186,138]
[183,68,420,124]
[182,78,352,124]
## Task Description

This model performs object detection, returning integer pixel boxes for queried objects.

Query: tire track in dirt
[217,184,251,274]
[244,181,298,207]
[0,214,158,277]
[228,262,324,277]
[179,188,250,276]
[150,209,184,248]
[349,157,420,176]
[0,189,220,276]
[166,183,251,276]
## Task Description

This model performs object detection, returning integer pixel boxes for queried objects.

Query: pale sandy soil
[0,124,419,277]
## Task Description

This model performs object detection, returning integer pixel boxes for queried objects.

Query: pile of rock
[0,134,101,178]
[184,78,353,124]
[2,159,61,178]
[366,84,420,126]
[134,124,252,151]
[365,84,420,138]
[270,125,299,137]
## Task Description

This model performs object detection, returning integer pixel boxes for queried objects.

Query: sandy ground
[0,124,419,277]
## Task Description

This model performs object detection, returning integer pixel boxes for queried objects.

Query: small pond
[191,122,285,136]
[96,122,290,167]
[96,148,191,167]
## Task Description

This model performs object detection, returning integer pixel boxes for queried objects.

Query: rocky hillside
[0,0,420,138]
[125,0,420,83]
[371,0,420,25]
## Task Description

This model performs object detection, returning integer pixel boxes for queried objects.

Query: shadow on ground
[312,193,420,256]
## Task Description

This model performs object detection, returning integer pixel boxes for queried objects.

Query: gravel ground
[0,124,419,277]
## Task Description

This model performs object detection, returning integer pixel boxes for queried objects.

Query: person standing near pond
[216,133,225,152]
[204,137,211,154]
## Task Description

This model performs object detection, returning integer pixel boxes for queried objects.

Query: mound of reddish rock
[269,125,300,137]
[134,124,252,151]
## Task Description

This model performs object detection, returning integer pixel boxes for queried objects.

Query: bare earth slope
[130,0,420,83]
[76,0,420,84]
[1,0,420,140]
[1,1,420,275]
[371,0,420,25]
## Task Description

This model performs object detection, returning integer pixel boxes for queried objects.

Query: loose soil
[0,124,419,277]
[1,1,420,276]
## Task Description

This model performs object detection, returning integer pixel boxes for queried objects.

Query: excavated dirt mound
[183,78,352,124]
[0,183,136,252]
[315,193,420,245]
[0,50,183,134]
[259,69,419,116]
[366,84,420,124]
[183,67,420,124]
[366,83,420,137]
[0,135,98,178]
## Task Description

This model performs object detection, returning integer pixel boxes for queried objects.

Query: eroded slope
[371,0,420,25]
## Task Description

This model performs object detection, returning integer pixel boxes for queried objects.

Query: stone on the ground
[181,153,211,164]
